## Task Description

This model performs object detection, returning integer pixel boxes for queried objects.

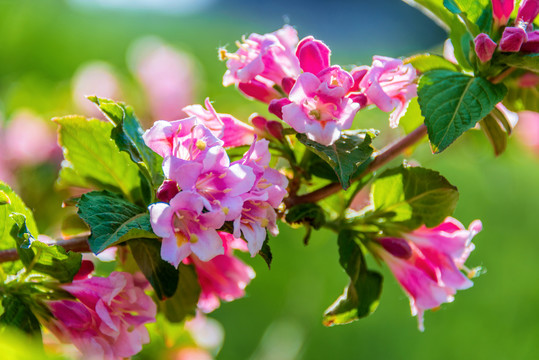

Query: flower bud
[238,80,281,104]
[517,0,539,25]
[499,27,528,52]
[296,36,331,75]
[157,180,179,202]
[378,237,413,259]
[269,98,292,119]
[474,33,497,62]
[492,0,514,28]
[521,30,539,52]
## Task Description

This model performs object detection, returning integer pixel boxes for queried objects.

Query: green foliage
[55,116,144,203]
[76,190,157,254]
[371,165,459,229]
[297,131,375,189]
[285,203,326,230]
[10,214,82,283]
[258,237,273,269]
[0,295,42,339]
[480,114,507,156]
[323,230,382,326]
[404,53,459,73]
[128,238,179,300]
[504,80,539,112]
[418,70,507,153]
[159,264,201,323]
[495,54,539,74]
[87,97,164,197]
[0,182,39,274]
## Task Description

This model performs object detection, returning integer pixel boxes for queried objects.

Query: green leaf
[0,191,10,205]
[258,236,273,269]
[87,97,164,192]
[495,53,539,74]
[285,203,326,230]
[60,213,90,239]
[0,182,39,274]
[443,0,461,14]
[159,263,200,323]
[128,238,179,300]
[323,230,382,326]
[404,54,459,73]
[504,80,539,112]
[297,131,375,190]
[76,191,157,254]
[418,70,507,153]
[10,214,82,283]
[55,116,143,203]
[480,114,507,156]
[371,165,459,229]
[0,296,42,339]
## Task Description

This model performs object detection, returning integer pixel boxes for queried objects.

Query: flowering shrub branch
[1,0,538,358]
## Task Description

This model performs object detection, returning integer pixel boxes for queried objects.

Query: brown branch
[0,236,91,264]
[285,124,428,207]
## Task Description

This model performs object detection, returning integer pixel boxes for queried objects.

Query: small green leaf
[76,191,157,254]
[159,263,201,323]
[285,203,326,230]
[87,97,164,192]
[495,53,539,74]
[0,182,39,274]
[297,131,375,189]
[371,165,459,229]
[258,236,273,269]
[60,213,90,239]
[504,80,539,112]
[0,191,10,205]
[418,70,507,153]
[10,214,82,283]
[323,230,382,326]
[480,114,507,156]
[128,238,179,300]
[55,116,143,203]
[0,296,42,339]
[404,54,459,73]
[443,0,461,14]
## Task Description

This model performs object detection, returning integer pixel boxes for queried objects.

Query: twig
[0,236,90,264]
[285,124,428,207]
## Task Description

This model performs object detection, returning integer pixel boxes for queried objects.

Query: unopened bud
[157,180,180,203]
[266,120,284,140]
[378,237,413,259]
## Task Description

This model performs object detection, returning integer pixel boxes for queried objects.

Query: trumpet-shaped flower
[221,25,300,90]
[183,98,256,148]
[186,232,255,313]
[372,217,482,331]
[149,191,226,267]
[45,272,156,360]
[232,140,288,255]
[355,56,417,128]
[280,69,360,146]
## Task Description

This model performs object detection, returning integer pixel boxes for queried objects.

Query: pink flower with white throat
[149,191,226,267]
[221,25,301,100]
[186,232,255,313]
[371,217,482,331]
[355,56,417,128]
[183,98,256,148]
[44,272,156,360]
[280,67,360,146]
[232,139,288,255]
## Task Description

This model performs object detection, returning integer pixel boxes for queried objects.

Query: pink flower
[492,0,515,28]
[221,25,300,91]
[296,36,331,75]
[45,272,156,360]
[280,68,360,145]
[521,30,539,52]
[356,56,417,128]
[232,140,288,255]
[372,217,482,331]
[517,0,539,25]
[516,111,539,154]
[186,232,255,313]
[474,33,498,62]
[183,98,256,147]
[130,38,197,121]
[142,116,223,163]
[149,191,226,267]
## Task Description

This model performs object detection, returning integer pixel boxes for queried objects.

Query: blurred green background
[1,0,538,359]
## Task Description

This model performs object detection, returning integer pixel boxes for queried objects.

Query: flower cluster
[44,271,156,360]
[144,101,288,267]
[221,26,417,145]
[474,0,539,62]
[371,217,482,331]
